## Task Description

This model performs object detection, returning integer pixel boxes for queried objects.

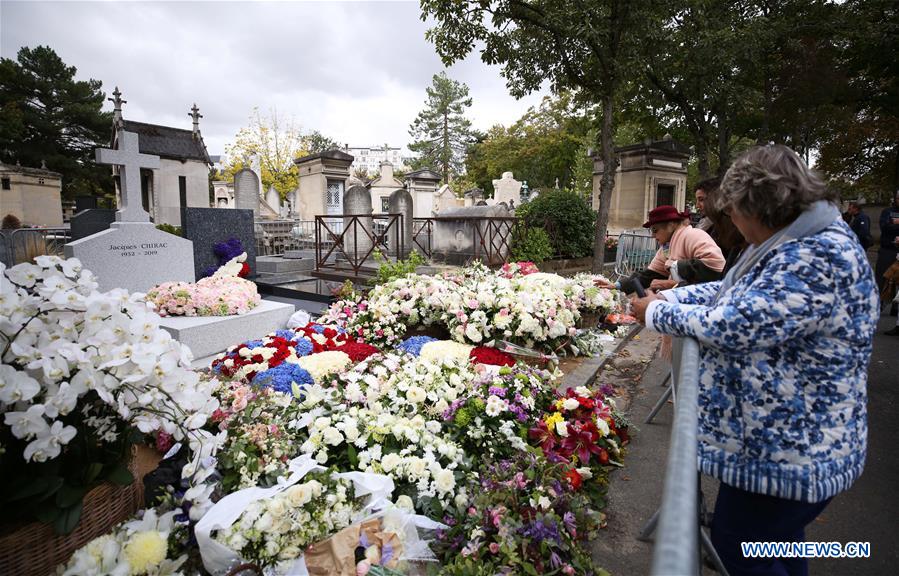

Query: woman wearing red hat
[605,205,726,294]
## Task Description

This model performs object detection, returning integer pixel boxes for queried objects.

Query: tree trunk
[717,110,731,175]
[443,112,450,184]
[696,140,711,179]
[592,98,618,273]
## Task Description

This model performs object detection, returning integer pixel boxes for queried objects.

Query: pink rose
[489,542,500,554]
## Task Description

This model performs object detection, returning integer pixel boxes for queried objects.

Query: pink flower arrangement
[147,275,260,317]
[500,261,540,278]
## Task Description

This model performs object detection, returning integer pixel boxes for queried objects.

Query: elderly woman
[605,205,725,294]
[632,145,878,576]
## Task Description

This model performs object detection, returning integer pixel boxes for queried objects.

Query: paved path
[591,310,898,575]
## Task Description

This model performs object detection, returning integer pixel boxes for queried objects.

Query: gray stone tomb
[65,129,196,293]
[431,204,512,265]
[70,208,116,241]
[388,187,413,257]
[233,168,260,216]
[342,185,373,259]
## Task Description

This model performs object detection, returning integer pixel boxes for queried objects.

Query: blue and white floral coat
[646,220,878,503]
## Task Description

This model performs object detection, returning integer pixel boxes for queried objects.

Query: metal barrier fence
[650,337,702,575]
[0,227,71,267]
[614,229,657,279]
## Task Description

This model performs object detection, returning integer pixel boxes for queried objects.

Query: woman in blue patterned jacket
[632,144,879,576]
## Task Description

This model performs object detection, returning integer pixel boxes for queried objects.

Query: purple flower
[488,386,507,397]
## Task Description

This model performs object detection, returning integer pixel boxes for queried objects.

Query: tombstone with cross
[98,130,161,222]
[65,129,196,293]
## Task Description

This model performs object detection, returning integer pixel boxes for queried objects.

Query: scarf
[713,200,841,304]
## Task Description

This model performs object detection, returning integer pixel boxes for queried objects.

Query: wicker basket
[576,312,603,329]
[0,444,161,576]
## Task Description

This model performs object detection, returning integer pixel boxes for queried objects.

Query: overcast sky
[1,0,549,159]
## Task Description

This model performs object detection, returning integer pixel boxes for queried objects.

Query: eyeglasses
[650,226,661,234]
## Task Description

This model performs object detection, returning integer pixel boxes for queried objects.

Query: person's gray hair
[716,144,838,229]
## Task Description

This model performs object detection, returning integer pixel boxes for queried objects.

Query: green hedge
[517,190,594,258]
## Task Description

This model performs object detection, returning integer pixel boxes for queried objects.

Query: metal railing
[0,227,71,267]
[314,214,404,274]
[427,215,522,267]
[614,229,657,279]
[650,337,703,575]
[412,218,434,257]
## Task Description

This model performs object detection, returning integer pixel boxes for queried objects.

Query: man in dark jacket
[847,199,872,250]
[876,190,899,295]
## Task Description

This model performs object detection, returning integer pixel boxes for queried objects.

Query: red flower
[565,468,583,490]
[340,342,380,362]
[155,431,174,454]
[469,346,515,367]
[528,421,558,454]
[239,262,250,278]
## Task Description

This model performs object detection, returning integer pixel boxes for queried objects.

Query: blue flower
[291,337,314,357]
[396,336,437,356]
[273,329,296,341]
[243,339,264,349]
[252,363,314,397]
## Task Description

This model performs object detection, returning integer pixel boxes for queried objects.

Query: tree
[816,0,899,201]
[223,108,307,199]
[223,110,342,199]
[0,45,112,198]
[408,72,475,183]
[465,94,593,196]
[306,130,342,154]
[421,0,660,271]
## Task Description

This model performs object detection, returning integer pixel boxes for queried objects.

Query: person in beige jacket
[604,205,726,294]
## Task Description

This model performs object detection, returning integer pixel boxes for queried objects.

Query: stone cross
[96,130,161,223]
[189,103,203,134]
[109,86,126,130]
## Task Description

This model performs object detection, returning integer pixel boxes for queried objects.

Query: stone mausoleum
[592,135,690,232]
[0,160,63,226]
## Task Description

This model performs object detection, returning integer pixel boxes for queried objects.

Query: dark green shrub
[155,223,182,236]
[519,190,594,258]
[510,227,553,263]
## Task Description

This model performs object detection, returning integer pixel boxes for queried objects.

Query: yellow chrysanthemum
[123,531,167,575]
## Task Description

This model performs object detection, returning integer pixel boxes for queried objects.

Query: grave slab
[158,299,294,360]
[256,255,315,274]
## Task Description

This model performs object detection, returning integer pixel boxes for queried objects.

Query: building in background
[0,160,63,226]
[109,99,212,226]
[346,145,410,176]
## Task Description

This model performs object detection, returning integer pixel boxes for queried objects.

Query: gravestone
[433,185,460,214]
[70,208,116,241]
[181,207,257,279]
[432,204,512,265]
[265,185,280,216]
[65,129,195,292]
[75,195,99,212]
[342,185,373,260]
[388,188,413,257]
[492,171,522,207]
[233,168,260,216]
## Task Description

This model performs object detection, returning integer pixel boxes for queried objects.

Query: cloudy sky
[1,0,549,159]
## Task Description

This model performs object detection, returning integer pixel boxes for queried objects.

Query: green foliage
[510,226,553,264]
[519,190,595,259]
[223,108,341,200]
[465,94,594,196]
[0,45,113,198]
[155,223,182,236]
[408,72,475,183]
[372,249,425,285]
